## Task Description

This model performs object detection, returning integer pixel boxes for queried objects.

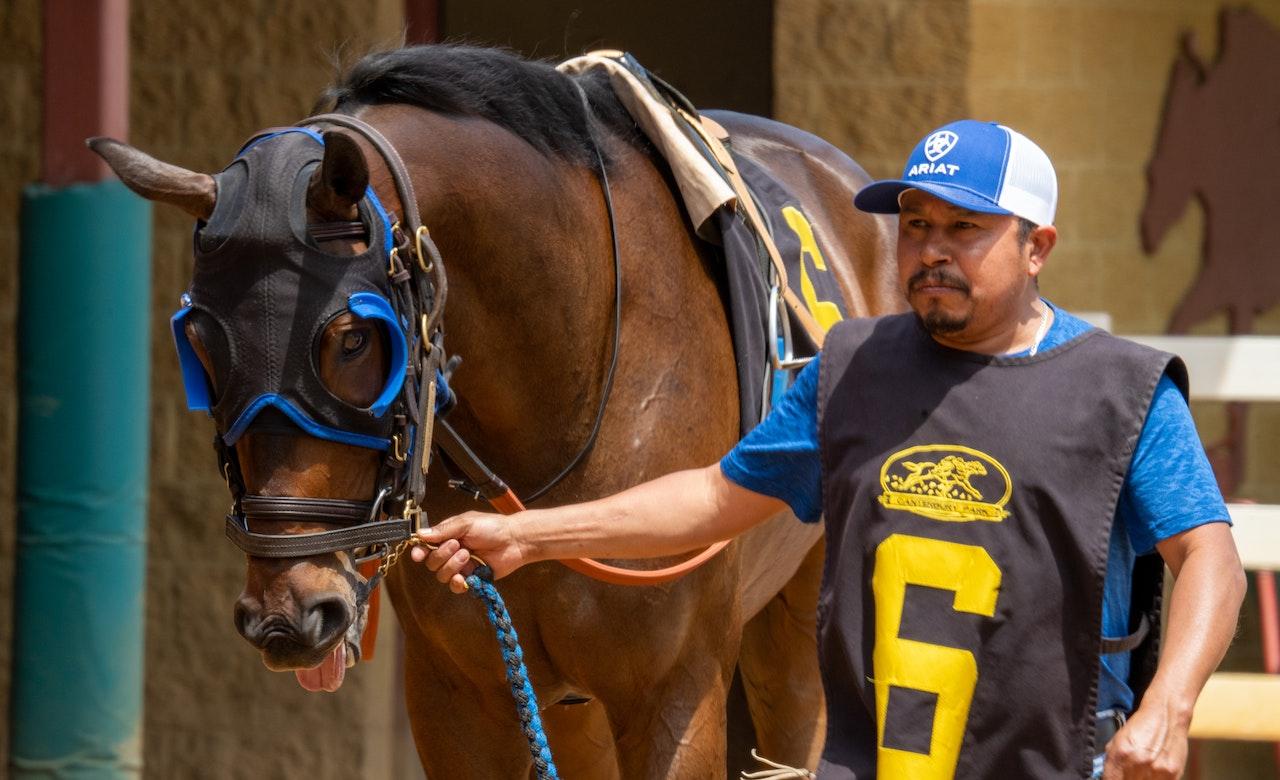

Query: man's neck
[930,297,1053,356]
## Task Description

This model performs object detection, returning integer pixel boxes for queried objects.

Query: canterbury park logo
[878,444,1011,522]
[924,130,958,161]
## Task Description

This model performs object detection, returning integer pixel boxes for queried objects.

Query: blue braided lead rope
[466,566,559,780]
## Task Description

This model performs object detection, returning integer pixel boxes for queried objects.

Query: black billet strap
[241,494,372,525]
[1099,612,1151,655]
[434,418,511,500]
[1095,710,1126,748]
[225,515,410,558]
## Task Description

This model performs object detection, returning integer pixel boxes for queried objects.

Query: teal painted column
[11,180,151,778]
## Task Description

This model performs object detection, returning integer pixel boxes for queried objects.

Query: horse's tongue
[295,643,346,693]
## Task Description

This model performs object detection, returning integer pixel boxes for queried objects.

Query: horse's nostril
[300,596,353,647]
[233,599,258,642]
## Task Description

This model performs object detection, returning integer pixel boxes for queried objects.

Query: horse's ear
[1179,32,1206,79]
[307,131,368,221]
[87,137,216,220]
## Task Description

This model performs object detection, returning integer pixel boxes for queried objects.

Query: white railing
[1125,336,1280,403]
[1227,504,1280,572]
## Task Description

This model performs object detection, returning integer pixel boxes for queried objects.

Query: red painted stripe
[42,0,129,186]
[404,0,440,45]
[1258,570,1279,675]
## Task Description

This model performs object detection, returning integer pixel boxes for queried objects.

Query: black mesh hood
[182,130,400,450]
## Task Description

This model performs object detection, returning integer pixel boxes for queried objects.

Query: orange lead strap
[358,559,382,660]
[486,488,731,586]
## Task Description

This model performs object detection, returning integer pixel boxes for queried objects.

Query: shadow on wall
[441,0,774,117]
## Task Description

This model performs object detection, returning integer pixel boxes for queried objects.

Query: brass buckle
[388,245,402,278]
[414,225,433,273]
[403,499,423,535]
[390,433,408,463]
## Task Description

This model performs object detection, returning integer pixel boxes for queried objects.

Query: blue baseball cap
[854,120,1058,226]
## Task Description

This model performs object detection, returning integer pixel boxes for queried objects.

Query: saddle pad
[715,150,851,430]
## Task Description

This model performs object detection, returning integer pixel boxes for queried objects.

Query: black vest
[815,314,1184,779]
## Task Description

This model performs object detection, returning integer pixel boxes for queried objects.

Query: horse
[1140,8,1280,493]
[91,45,898,778]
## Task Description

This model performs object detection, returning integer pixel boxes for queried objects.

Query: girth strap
[241,494,372,524]
[1099,611,1151,655]
[225,515,411,558]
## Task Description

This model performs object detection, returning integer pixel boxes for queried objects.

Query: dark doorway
[441,0,774,117]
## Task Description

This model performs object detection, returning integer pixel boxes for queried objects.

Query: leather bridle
[214,100,730,588]
[216,103,623,563]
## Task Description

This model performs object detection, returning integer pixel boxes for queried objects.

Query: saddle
[559,52,851,432]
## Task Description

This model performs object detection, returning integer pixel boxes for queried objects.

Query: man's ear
[1027,224,1058,278]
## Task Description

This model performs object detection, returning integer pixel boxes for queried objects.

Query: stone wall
[776,0,1280,774]
[775,0,972,180]
[2,1,417,777]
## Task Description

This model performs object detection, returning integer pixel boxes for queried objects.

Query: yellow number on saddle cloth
[871,534,1002,779]
[782,206,844,332]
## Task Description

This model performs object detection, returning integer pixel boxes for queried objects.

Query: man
[413,120,1246,779]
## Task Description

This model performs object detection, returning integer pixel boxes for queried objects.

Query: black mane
[322,45,645,166]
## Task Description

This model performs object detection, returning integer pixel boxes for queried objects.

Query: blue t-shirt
[721,301,1230,713]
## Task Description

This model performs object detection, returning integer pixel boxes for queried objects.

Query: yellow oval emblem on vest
[878,444,1012,522]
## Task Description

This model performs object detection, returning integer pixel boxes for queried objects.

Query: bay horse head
[91,126,415,692]
[1140,33,1206,255]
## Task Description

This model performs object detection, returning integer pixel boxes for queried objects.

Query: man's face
[896,189,1047,339]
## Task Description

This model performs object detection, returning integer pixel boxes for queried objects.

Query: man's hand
[1101,696,1190,779]
[410,511,528,593]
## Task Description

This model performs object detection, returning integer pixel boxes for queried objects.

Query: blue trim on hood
[223,394,391,451]
[235,127,326,158]
[362,184,396,257]
[170,303,213,414]
[347,292,408,417]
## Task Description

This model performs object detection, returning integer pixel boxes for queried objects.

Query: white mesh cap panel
[996,125,1058,226]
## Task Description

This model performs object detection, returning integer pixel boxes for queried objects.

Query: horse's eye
[341,330,368,357]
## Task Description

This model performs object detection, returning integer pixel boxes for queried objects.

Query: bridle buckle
[403,499,424,535]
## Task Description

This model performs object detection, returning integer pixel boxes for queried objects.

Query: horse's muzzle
[234,594,353,670]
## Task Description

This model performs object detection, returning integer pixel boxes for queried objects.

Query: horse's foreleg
[400,646,540,778]
[738,537,826,770]
[536,699,620,779]
[607,652,735,779]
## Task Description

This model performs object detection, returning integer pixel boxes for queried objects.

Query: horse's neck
[374,106,736,503]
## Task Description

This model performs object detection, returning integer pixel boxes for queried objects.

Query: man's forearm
[514,464,786,564]
[1143,525,1247,717]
